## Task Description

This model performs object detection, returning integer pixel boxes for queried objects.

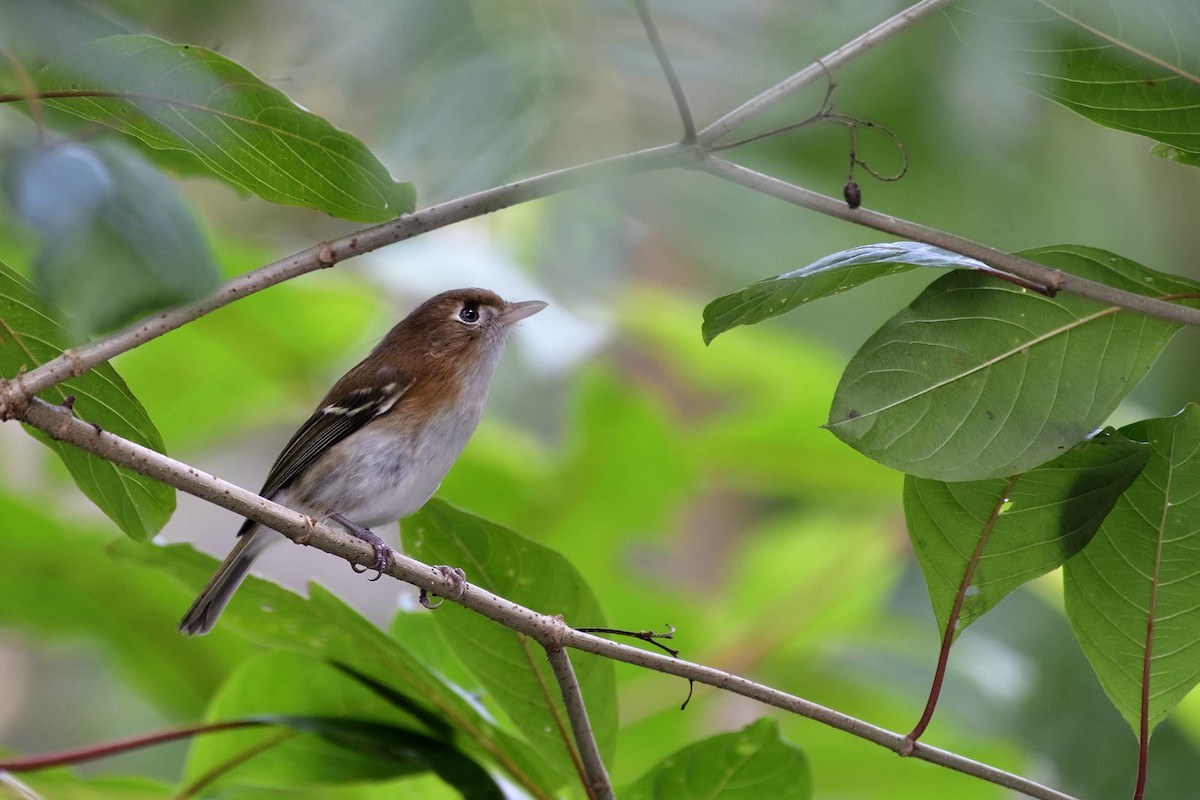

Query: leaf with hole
[702,241,990,344]
[827,246,1199,481]
[32,35,415,221]
[906,428,1148,638]
[0,260,174,539]
[1065,404,1200,736]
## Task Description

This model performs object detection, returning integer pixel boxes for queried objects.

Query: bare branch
[699,0,955,145]
[546,646,613,800]
[631,0,696,143]
[699,156,1200,328]
[14,396,1078,800]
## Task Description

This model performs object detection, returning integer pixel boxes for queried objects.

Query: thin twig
[576,625,679,657]
[699,0,956,146]
[631,0,696,143]
[0,771,40,800]
[14,397,1078,800]
[698,156,1200,327]
[546,647,614,800]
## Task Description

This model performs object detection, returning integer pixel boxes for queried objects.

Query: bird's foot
[420,565,467,609]
[328,513,391,581]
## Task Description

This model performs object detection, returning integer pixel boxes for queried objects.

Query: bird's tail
[177,527,277,636]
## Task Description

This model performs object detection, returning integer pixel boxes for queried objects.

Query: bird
[178,287,547,635]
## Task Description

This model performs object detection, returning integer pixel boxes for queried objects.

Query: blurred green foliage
[1,1,1200,799]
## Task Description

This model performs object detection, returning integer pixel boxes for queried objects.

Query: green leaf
[5,139,220,335]
[624,719,812,800]
[702,242,986,344]
[186,651,501,798]
[33,35,415,221]
[0,260,174,539]
[0,492,248,717]
[1065,404,1200,735]
[407,500,618,790]
[827,246,1197,481]
[905,429,1148,637]
[122,539,561,796]
[950,0,1200,164]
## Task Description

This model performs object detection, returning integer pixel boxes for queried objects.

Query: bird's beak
[500,299,548,324]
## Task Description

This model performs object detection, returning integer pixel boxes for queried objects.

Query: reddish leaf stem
[0,720,264,771]
[905,475,1021,750]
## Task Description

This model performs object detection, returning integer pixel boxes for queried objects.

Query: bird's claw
[420,565,467,609]
[328,513,391,580]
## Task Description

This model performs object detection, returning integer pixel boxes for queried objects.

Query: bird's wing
[237,373,415,536]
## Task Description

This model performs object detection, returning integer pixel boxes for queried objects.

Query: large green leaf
[905,428,1148,638]
[185,651,501,798]
[1065,404,1200,735]
[827,246,1197,481]
[32,35,414,221]
[702,242,987,344]
[124,540,560,796]
[0,260,174,539]
[624,719,812,800]
[950,0,1200,164]
[407,500,618,791]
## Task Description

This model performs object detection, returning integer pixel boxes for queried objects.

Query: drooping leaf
[4,138,220,335]
[702,242,988,344]
[0,260,174,539]
[407,499,618,790]
[905,428,1148,638]
[185,651,501,799]
[827,246,1199,481]
[31,35,415,221]
[624,719,812,800]
[1065,404,1200,735]
[950,0,1200,164]
[121,539,559,795]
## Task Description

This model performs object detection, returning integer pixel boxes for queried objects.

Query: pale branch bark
[698,0,957,145]
[546,647,614,800]
[700,156,1200,326]
[631,0,695,143]
[0,771,38,800]
[17,396,1078,800]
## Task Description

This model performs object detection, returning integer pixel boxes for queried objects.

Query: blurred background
[2,0,1200,797]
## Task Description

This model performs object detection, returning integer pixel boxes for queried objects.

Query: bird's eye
[458,302,480,324]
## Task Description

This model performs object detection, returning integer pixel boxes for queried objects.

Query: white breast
[288,391,490,528]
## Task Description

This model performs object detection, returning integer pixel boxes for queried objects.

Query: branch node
[61,348,87,378]
[54,395,78,439]
[295,516,317,546]
[0,370,32,422]
[317,243,336,267]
